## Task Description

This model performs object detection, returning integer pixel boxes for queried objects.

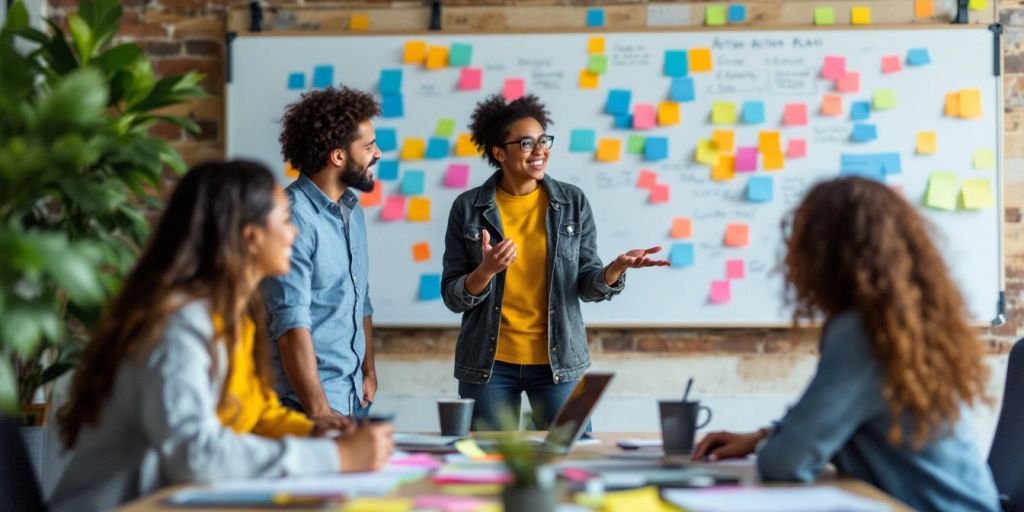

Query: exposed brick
[149,122,182,141]
[143,41,183,57]
[120,22,170,39]
[185,40,222,56]
[1008,207,1023,224]
[1008,54,1024,75]
[185,119,219,141]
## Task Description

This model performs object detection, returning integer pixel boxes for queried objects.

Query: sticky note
[360,181,382,207]
[747,175,774,202]
[419,274,441,301]
[403,40,426,64]
[711,130,735,153]
[645,137,669,161]
[851,123,877,142]
[381,196,405,220]
[376,128,397,152]
[503,78,525,101]
[587,8,605,27]
[917,132,936,154]
[312,65,334,89]
[742,101,765,124]
[633,104,657,129]
[407,197,431,222]
[873,89,896,110]
[851,6,871,25]
[758,131,781,154]
[836,72,860,93]
[689,48,713,73]
[650,184,670,204]
[456,133,479,157]
[671,77,696,102]
[712,155,736,181]
[726,259,745,279]
[604,487,676,512]
[458,67,483,90]
[881,55,902,74]
[435,119,456,137]
[712,101,737,124]
[570,129,597,152]
[959,89,982,118]
[696,139,721,166]
[349,13,370,31]
[400,138,426,160]
[762,152,785,171]
[627,135,646,155]
[657,102,681,126]
[664,50,689,77]
[915,0,934,17]
[597,139,622,162]
[724,223,750,247]
[671,217,692,239]
[450,43,473,67]
[377,160,399,181]
[736,147,758,172]
[962,179,995,209]
[402,170,425,195]
[851,101,870,121]
[579,69,600,89]
[974,148,995,169]
[706,5,727,26]
[783,103,808,126]
[969,0,987,10]
[637,170,658,189]
[426,46,449,69]
[710,280,731,304]
[588,54,608,74]
[614,114,633,129]
[821,95,843,116]
[925,172,958,211]
[945,92,960,117]
[382,95,404,118]
[786,139,807,158]
[606,90,632,115]
[907,48,931,66]
[426,138,449,159]
[669,243,695,267]
[728,4,747,22]
[588,37,605,54]
[822,56,845,80]
[287,72,305,90]
[814,6,835,25]
[445,164,470,188]
[412,242,431,262]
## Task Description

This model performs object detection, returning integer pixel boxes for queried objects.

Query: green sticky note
[435,118,456,137]
[873,88,896,110]
[814,6,835,25]
[706,5,727,26]
[968,0,988,10]
[627,135,646,155]
[449,43,473,67]
[588,54,608,74]
[973,148,995,169]
[962,179,995,209]
[925,172,958,211]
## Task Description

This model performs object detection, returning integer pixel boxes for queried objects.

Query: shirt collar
[295,174,358,212]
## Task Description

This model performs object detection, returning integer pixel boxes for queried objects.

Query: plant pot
[19,425,47,489]
[501,485,557,512]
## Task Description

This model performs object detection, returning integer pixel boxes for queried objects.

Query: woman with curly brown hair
[692,177,999,511]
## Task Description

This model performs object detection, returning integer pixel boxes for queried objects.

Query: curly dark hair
[279,86,380,175]
[469,94,553,170]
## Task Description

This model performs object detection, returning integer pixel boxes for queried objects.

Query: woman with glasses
[441,95,668,431]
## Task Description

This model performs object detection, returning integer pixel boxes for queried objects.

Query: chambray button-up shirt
[261,174,373,415]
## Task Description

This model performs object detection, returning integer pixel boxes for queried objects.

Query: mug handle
[696,406,713,429]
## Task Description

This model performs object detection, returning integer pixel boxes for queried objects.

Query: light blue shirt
[261,174,373,415]
[757,311,999,512]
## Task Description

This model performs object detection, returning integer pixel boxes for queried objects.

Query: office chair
[989,338,1024,512]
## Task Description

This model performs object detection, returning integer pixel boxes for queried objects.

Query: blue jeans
[459,361,592,433]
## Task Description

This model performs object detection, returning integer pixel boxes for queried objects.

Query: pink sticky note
[710,280,731,304]
[836,72,860,93]
[458,67,483,90]
[633,104,656,129]
[786,139,807,158]
[726,259,745,279]
[881,55,902,74]
[783,103,808,126]
[822,55,846,80]
[637,169,658,189]
[445,163,470,188]
[381,196,406,221]
[650,184,670,203]
[736,147,758,172]
[503,78,525,101]
[414,496,489,512]
[391,453,443,469]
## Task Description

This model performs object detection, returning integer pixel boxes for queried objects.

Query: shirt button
[494,306,500,311]
[567,225,574,234]
[553,376,559,383]
[490,336,496,341]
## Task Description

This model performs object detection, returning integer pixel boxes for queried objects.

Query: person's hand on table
[691,430,765,462]
[336,422,395,472]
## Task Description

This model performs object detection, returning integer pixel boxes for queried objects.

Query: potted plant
[488,409,560,512]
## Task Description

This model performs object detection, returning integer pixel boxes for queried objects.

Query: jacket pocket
[463,225,484,266]
[557,222,580,259]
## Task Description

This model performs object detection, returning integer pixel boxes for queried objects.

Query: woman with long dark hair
[52,161,393,512]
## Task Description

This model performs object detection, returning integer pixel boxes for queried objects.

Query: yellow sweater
[216,316,314,438]
[494,185,550,365]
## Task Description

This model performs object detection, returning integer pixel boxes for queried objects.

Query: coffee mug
[438,398,475,436]
[658,400,713,454]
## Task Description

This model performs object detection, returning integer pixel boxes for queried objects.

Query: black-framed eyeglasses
[500,134,555,152]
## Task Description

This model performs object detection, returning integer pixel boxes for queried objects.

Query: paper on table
[209,472,408,497]
[604,486,677,512]
[663,487,889,512]
[344,497,413,512]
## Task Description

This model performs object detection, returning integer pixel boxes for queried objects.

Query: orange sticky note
[711,129,735,152]
[360,181,382,207]
[851,6,871,25]
[915,0,934,16]
[403,40,426,64]
[657,101,681,126]
[579,69,599,89]
[412,241,431,262]
[758,131,781,154]
[426,46,449,69]
[917,132,937,154]
[456,133,479,157]
[588,37,605,54]
[400,138,426,160]
[285,161,299,178]
[349,13,370,31]
[821,94,843,116]
[407,197,431,222]
[711,154,736,181]
[724,223,750,247]
[689,48,713,73]
[671,217,692,239]
[959,89,982,119]
[945,92,960,117]
[763,152,785,171]
[596,138,622,162]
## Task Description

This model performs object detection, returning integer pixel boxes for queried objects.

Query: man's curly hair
[469,94,553,170]
[279,86,380,175]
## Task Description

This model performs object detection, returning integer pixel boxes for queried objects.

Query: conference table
[117,432,910,511]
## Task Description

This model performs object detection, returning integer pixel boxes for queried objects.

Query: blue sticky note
[376,128,397,152]
[645,137,669,161]
[377,160,399,181]
[402,170,425,195]
[851,123,877,142]
[878,153,902,174]
[669,243,695,268]
[728,4,747,22]
[382,95,404,118]
[312,65,334,89]
[287,72,305,90]
[664,51,689,77]
[587,8,605,27]
[380,69,402,95]
[907,48,931,66]
[426,137,449,159]
[614,114,633,129]
[670,77,695,102]
[850,101,870,121]
[570,129,596,152]
[419,274,442,301]
[747,176,773,203]
[606,89,632,115]
[742,101,765,124]
[842,153,901,177]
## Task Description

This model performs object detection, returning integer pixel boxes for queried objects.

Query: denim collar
[473,170,568,207]
[295,173,358,213]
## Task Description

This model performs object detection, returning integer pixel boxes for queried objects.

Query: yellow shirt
[494,185,550,365]
[216,315,314,438]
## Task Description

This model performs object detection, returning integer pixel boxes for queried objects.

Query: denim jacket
[441,171,625,385]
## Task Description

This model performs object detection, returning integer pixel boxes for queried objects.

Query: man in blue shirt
[262,86,382,420]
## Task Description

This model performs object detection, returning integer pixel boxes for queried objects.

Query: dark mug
[438,399,475,436]
[658,400,713,454]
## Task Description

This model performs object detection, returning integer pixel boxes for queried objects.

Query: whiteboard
[227,28,1003,326]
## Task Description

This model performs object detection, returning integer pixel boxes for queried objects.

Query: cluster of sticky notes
[705,4,747,26]
[403,40,473,69]
[946,89,983,119]
[419,274,441,301]
[581,37,606,89]
[663,48,714,77]
[637,169,670,203]
[840,153,902,181]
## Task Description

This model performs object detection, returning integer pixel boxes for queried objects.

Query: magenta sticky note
[726,259,745,279]
[736,147,758,172]
[633,104,656,129]
[503,78,525,101]
[637,169,658,189]
[783,103,808,126]
[458,67,483,90]
[381,196,406,221]
[786,139,807,158]
[822,55,846,80]
[836,72,860,93]
[710,279,731,304]
[650,184,670,203]
[445,163,470,188]
[881,55,902,74]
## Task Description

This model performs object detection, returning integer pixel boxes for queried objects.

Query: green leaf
[37,67,108,133]
[41,243,106,304]
[92,43,143,78]
[4,1,30,31]
[42,19,79,74]
[143,114,200,134]
[67,14,95,66]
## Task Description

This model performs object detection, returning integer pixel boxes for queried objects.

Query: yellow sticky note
[969,0,988,10]
[455,133,479,157]
[711,154,736,181]
[426,46,449,69]
[712,101,737,125]
[962,179,995,209]
[712,129,735,152]
[758,131,781,154]
[403,40,426,64]
[454,439,488,459]
[925,172,958,211]
[974,148,995,169]
[349,13,370,31]
[342,497,413,512]
[763,152,785,171]
[400,138,426,160]
[690,48,713,72]
[696,139,721,166]
[915,0,934,17]
[596,138,622,162]
[407,197,431,222]
[604,486,677,512]
[851,6,872,25]
[579,69,600,89]
[959,89,982,119]
[588,37,605,54]
[917,132,937,154]
[657,101,681,126]
[945,92,960,117]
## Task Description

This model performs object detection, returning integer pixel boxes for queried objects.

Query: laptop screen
[545,372,614,448]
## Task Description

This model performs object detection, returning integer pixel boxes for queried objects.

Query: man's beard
[341,155,377,192]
